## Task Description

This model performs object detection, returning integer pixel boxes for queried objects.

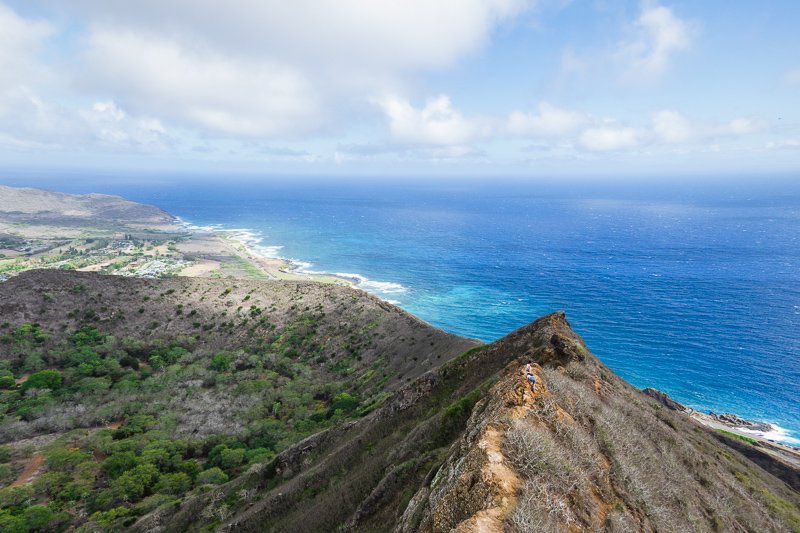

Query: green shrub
[0,370,15,389]
[155,472,192,495]
[88,506,134,528]
[172,459,197,478]
[0,485,33,507]
[245,447,274,465]
[0,463,14,484]
[21,369,62,391]
[196,467,228,485]
[111,463,160,500]
[46,448,90,471]
[0,510,26,533]
[0,445,12,462]
[33,471,71,497]
[23,504,55,530]
[13,323,47,344]
[219,448,246,471]
[113,415,156,439]
[70,325,104,346]
[330,392,359,415]
[101,452,138,479]
[209,353,233,372]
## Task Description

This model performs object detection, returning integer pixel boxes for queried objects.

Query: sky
[0,0,799,179]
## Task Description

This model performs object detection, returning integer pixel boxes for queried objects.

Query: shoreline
[199,217,800,450]
[643,388,799,451]
[1,193,796,449]
[174,217,409,303]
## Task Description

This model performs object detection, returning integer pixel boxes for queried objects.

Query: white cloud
[81,101,171,150]
[579,126,640,151]
[617,3,693,82]
[786,68,800,85]
[0,3,53,87]
[652,110,694,143]
[507,102,588,137]
[721,118,759,136]
[651,110,764,144]
[69,0,534,138]
[378,95,490,146]
[66,0,532,71]
[82,31,321,138]
[766,139,800,150]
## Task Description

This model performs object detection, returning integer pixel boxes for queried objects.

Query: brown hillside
[0,270,476,443]
[0,185,176,227]
[147,312,800,532]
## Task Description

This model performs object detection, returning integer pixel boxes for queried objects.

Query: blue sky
[0,0,798,178]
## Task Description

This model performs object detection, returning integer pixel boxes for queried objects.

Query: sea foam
[737,424,800,446]
[179,217,407,304]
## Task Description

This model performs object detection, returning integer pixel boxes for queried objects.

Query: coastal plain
[0,185,349,285]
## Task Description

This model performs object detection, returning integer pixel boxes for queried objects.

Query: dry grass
[500,364,800,532]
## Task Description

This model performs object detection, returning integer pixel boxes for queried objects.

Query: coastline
[174,218,408,303]
[0,184,796,449]
[194,219,799,450]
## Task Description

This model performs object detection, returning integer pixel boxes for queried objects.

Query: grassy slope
[0,270,797,532]
[0,270,475,530]
[161,313,800,533]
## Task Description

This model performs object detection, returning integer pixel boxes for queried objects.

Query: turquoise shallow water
[5,176,799,444]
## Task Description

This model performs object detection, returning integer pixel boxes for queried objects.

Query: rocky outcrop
[642,387,689,412]
[708,412,773,433]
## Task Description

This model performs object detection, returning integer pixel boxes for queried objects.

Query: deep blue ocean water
[4,175,799,443]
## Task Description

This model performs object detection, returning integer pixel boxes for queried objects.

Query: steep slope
[400,314,800,532]
[148,312,799,532]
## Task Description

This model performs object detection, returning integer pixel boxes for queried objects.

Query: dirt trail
[9,453,44,488]
[454,426,521,532]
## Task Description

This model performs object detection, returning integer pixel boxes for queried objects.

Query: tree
[101,452,137,479]
[209,353,232,372]
[111,463,160,501]
[155,472,191,495]
[23,504,55,530]
[21,369,62,391]
[196,467,228,485]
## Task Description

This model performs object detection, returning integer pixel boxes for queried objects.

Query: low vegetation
[0,270,474,531]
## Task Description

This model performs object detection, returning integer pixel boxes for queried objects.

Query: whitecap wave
[737,424,800,446]
[176,216,224,232]
[177,217,409,304]
[334,273,407,294]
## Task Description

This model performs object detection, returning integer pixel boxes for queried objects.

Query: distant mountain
[0,185,176,227]
[0,270,798,532]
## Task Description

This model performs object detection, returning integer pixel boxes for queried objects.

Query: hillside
[0,270,475,530]
[0,185,176,228]
[0,270,798,532]
[159,312,799,532]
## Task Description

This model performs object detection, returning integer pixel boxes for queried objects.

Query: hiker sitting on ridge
[524,361,537,391]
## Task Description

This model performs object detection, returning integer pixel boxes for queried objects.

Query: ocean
[5,175,799,444]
